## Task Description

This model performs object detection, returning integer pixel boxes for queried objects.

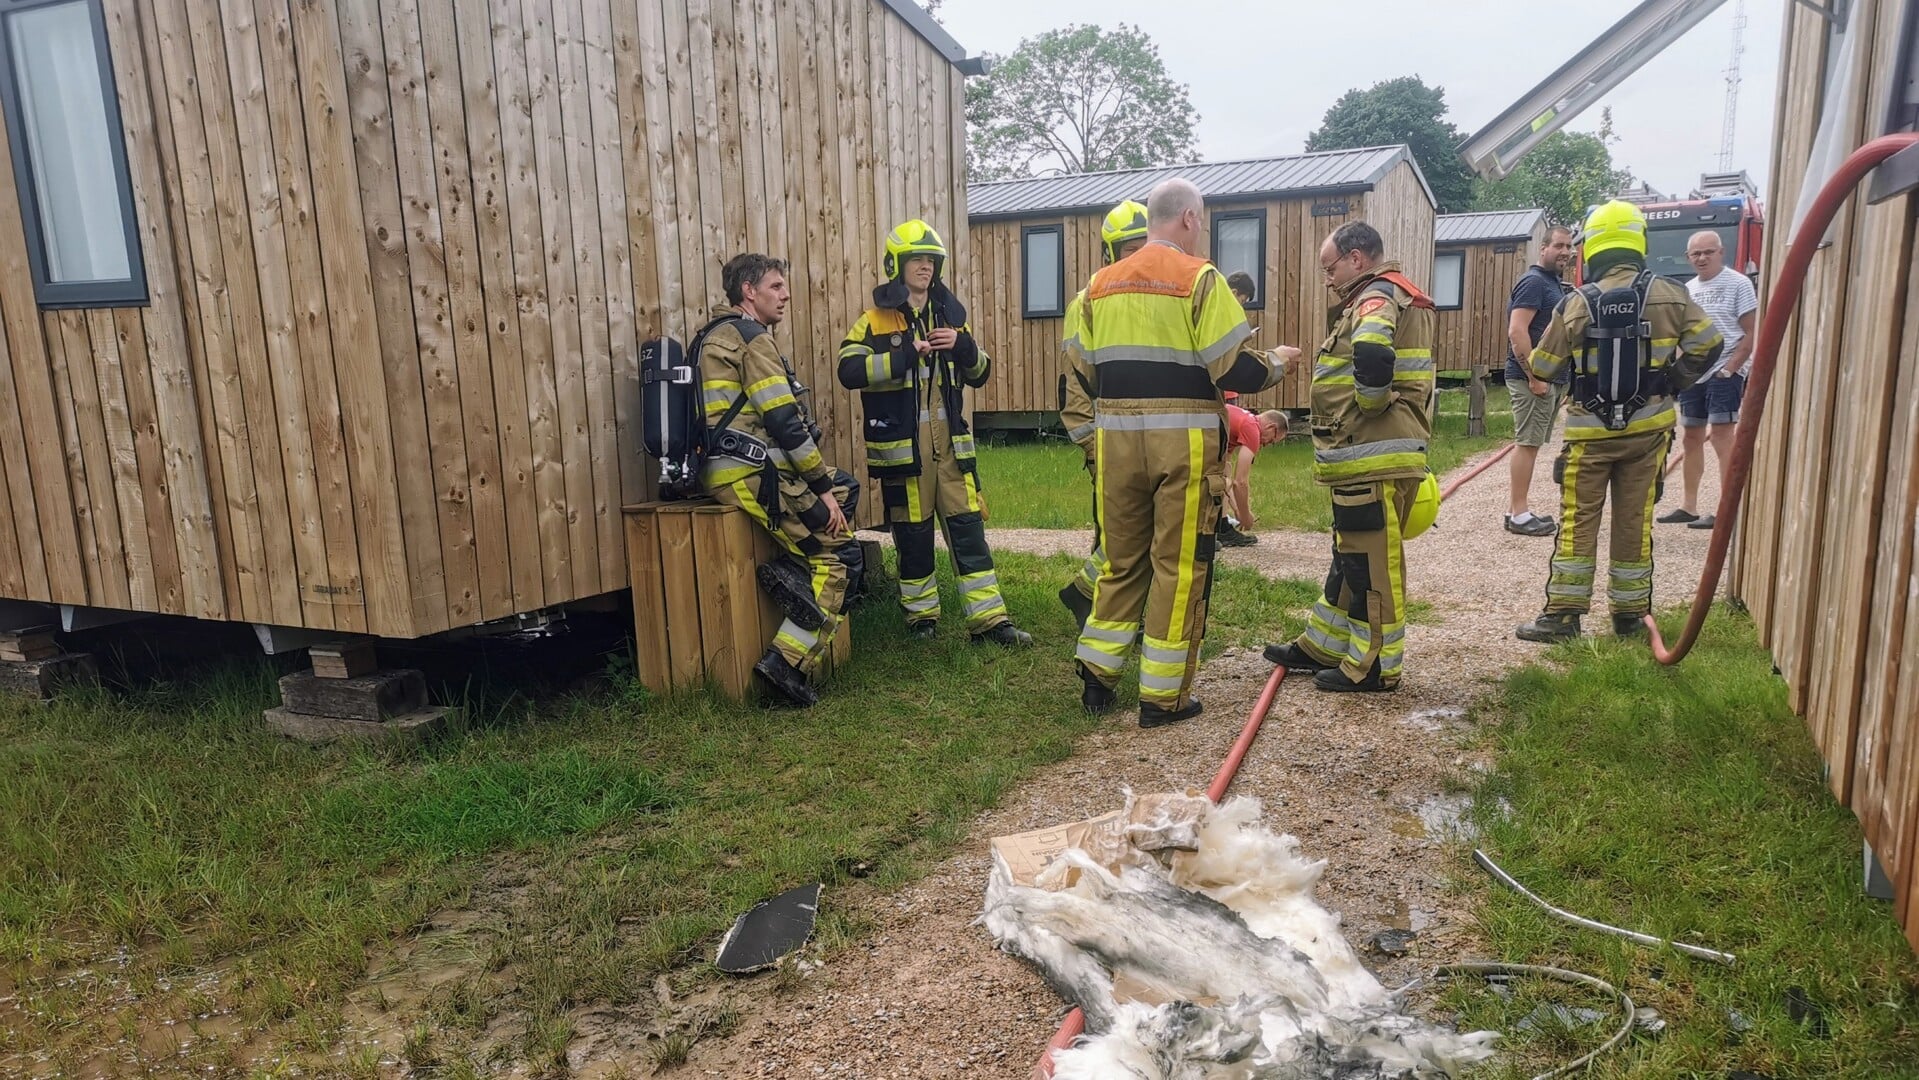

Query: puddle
[1413,793,1478,842]
[1381,898,1439,932]
[1400,707,1465,733]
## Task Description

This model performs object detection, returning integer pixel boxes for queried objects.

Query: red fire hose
[1646,132,1919,663]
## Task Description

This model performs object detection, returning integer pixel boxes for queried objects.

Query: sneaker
[753,648,819,708]
[1078,663,1117,715]
[1687,514,1716,530]
[907,620,938,641]
[1504,514,1556,537]
[1515,611,1583,643]
[1657,508,1700,524]
[757,559,825,632]
[1612,613,1648,638]
[1139,698,1204,728]
[1216,521,1257,548]
[1262,641,1332,672]
[1057,583,1093,630]
[972,623,1034,647]
[1312,666,1397,694]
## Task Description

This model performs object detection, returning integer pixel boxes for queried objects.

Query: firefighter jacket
[1064,241,1284,431]
[697,308,837,494]
[1060,286,1096,461]
[1309,260,1438,486]
[837,283,990,480]
[1529,263,1722,441]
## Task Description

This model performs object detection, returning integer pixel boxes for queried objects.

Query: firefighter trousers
[1075,421,1225,710]
[1294,477,1421,688]
[1068,458,1106,601]
[1545,430,1668,616]
[711,467,860,675]
[884,424,1009,633]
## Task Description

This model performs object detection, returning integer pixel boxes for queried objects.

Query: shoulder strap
[690,314,752,436]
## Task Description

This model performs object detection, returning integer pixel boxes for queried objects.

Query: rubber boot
[753,648,819,708]
[1078,662,1116,716]
[972,623,1034,647]
[1515,611,1583,643]
[1263,641,1332,672]
[907,620,938,640]
[1313,664,1396,694]
[757,559,825,632]
[1613,612,1648,639]
[1057,583,1092,631]
[1139,698,1204,728]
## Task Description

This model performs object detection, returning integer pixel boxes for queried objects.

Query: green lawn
[1448,610,1919,1078]
[0,552,1315,1076]
[978,385,1514,533]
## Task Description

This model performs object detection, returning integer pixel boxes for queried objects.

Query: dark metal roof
[1435,209,1548,245]
[967,146,1436,221]
[876,0,968,66]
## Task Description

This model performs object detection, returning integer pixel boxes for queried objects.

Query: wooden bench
[623,499,851,701]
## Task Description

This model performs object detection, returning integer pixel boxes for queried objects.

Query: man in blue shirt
[1503,226,1574,536]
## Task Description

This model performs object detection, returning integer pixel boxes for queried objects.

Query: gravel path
[651,437,1724,1079]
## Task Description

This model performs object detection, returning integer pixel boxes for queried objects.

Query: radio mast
[1717,0,1747,171]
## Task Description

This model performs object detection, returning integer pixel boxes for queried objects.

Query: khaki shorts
[1509,379,1567,447]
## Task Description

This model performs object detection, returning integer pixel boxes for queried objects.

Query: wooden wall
[964,160,1436,418]
[1730,0,1919,949]
[0,0,964,639]
[1434,222,1549,374]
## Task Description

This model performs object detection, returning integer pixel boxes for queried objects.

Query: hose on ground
[1473,849,1735,965]
[1646,132,1919,663]
[1427,962,1637,1080]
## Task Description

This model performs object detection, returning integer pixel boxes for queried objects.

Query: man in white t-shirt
[1659,230,1758,530]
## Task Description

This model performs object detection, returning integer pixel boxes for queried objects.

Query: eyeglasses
[1686,249,1719,258]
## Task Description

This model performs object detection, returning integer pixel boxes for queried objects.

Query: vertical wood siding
[0,0,963,638]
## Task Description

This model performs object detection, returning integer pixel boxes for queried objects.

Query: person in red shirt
[1219,404,1288,547]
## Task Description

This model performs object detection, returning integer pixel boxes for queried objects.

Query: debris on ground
[716,883,822,974]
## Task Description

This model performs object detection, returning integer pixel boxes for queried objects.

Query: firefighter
[1069,178,1290,726]
[1058,199,1151,630]
[700,253,861,708]
[1515,201,1722,641]
[838,221,1032,646]
[1262,221,1437,693]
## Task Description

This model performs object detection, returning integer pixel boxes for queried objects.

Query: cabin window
[1021,224,1064,318]
[1210,209,1264,308]
[1432,251,1465,310]
[0,0,146,307]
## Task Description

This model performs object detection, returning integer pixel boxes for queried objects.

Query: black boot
[1215,520,1257,548]
[753,648,818,708]
[907,620,938,641]
[1613,612,1648,638]
[1078,663,1116,715]
[1057,583,1092,630]
[1263,641,1332,672]
[1313,664,1396,694]
[757,558,825,632]
[1516,611,1583,643]
[1139,698,1204,728]
[972,623,1034,647]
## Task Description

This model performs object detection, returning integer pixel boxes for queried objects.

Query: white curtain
[1024,230,1060,314]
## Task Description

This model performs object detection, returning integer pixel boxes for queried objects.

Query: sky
[935,0,1785,199]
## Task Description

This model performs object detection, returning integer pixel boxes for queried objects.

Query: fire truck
[1617,171,1766,282]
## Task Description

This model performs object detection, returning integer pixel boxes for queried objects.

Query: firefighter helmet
[1579,200,1648,259]
[883,219,947,281]
[1100,199,1149,263]
[1403,470,1441,540]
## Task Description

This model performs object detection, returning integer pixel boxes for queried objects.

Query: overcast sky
[937,0,1784,199]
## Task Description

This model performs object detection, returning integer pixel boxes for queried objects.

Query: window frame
[0,0,148,309]
[1431,250,1466,311]
[1020,223,1065,319]
[1209,207,1266,309]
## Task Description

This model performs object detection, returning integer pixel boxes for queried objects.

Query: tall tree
[965,24,1199,181]
[1304,76,1475,213]
[1472,111,1634,226]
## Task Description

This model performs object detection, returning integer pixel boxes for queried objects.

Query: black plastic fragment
[716,882,822,974]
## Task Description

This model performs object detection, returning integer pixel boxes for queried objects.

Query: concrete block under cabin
[0,628,98,700]
[265,659,450,745]
[263,707,447,747]
[278,668,429,724]
[623,500,852,702]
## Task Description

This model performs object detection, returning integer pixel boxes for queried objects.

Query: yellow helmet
[1100,199,1149,263]
[883,219,947,281]
[1402,471,1441,540]
[1579,200,1648,259]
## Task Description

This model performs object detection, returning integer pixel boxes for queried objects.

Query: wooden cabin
[963,146,1437,423]
[1731,0,1919,948]
[1431,209,1552,375]
[0,0,971,642]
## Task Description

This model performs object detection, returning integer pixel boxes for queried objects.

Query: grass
[0,550,1316,1075]
[977,384,1515,532]
[1448,609,1919,1078]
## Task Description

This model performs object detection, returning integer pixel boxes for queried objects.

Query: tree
[1471,111,1634,226]
[1304,76,1475,214]
[964,24,1198,181]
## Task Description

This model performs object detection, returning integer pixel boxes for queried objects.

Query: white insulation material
[981,794,1499,1079]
